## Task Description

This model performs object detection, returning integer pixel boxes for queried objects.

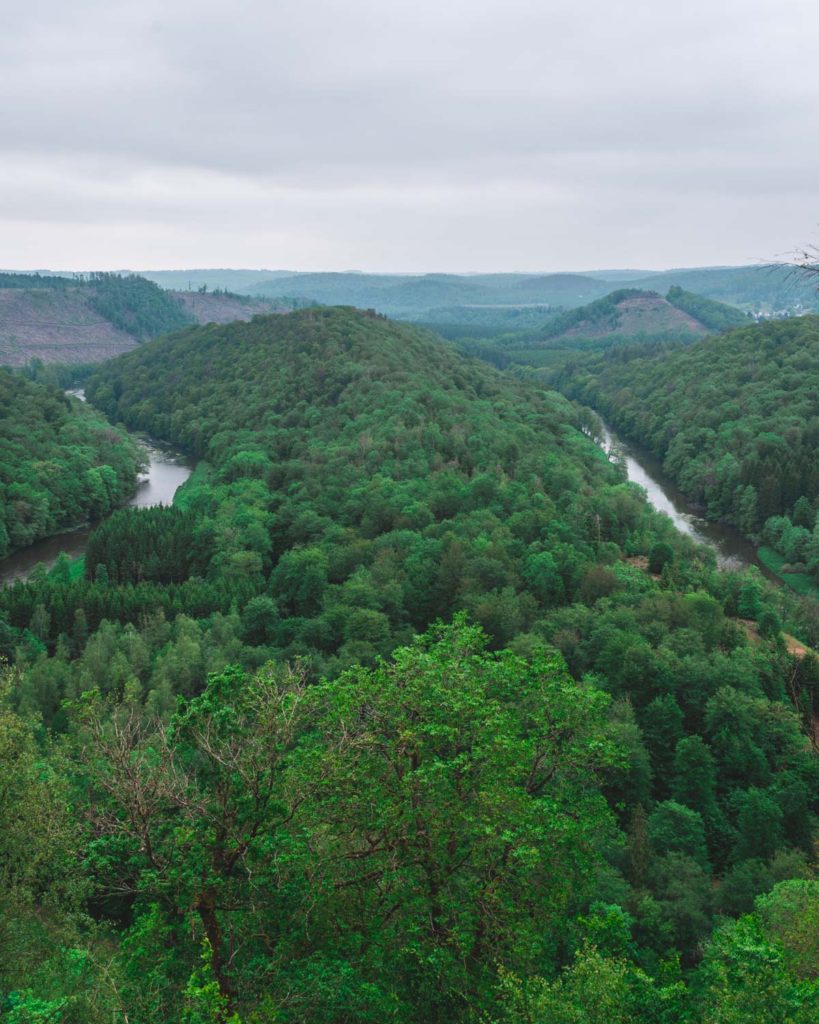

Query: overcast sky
[2,0,818,272]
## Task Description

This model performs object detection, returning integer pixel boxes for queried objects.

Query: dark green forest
[0,370,142,557]
[664,287,750,332]
[556,316,819,588]
[0,308,816,1022]
[85,272,193,340]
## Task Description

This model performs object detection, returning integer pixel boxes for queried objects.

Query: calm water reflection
[599,420,770,575]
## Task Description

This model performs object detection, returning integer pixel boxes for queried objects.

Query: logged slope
[558,316,819,555]
[173,289,294,324]
[540,288,714,345]
[0,272,194,366]
[0,285,140,366]
[0,273,298,367]
[0,370,142,556]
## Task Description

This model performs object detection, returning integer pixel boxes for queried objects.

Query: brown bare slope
[0,287,138,365]
[541,289,710,346]
[173,291,289,325]
[0,284,288,367]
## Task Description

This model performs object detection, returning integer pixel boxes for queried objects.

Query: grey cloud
[1,0,818,269]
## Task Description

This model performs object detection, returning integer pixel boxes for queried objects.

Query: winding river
[0,394,768,587]
[598,420,771,576]
[0,392,192,586]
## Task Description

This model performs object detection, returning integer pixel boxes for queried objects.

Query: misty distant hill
[8,266,816,349]
[133,263,819,320]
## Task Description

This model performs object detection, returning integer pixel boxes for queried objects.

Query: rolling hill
[168,264,818,319]
[537,287,749,346]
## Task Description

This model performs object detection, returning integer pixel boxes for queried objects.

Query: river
[0,393,192,585]
[598,420,770,575]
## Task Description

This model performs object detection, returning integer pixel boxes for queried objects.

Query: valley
[1,294,817,1024]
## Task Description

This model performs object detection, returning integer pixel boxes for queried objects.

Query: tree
[648,541,674,575]
[305,618,619,1021]
[75,662,317,1018]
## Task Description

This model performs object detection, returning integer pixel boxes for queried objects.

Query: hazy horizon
[0,262,776,277]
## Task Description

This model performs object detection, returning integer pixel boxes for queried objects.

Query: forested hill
[85,305,596,462]
[3,306,817,1021]
[0,272,279,366]
[557,316,819,579]
[0,370,142,557]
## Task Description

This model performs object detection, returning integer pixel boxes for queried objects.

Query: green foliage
[0,371,142,556]
[696,884,819,1023]
[2,307,817,1021]
[86,272,193,340]
[558,316,819,555]
[84,506,213,584]
[69,621,618,1022]
[665,286,749,332]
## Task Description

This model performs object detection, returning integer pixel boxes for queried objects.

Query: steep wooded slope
[0,370,142,556]
[557,315,819,538]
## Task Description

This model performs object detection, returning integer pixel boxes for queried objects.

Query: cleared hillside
[0,274,286,366]
[173,290,293,325]
[539,289,710,343]
[0,286,140,365]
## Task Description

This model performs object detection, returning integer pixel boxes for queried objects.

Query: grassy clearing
[758,545,819,601]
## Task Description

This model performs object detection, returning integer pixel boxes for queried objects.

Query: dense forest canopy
[0,370,142,558]
[84,272,193,340]
[556,316,819,586]
[0,307,816,1022]
[665,286,751,332]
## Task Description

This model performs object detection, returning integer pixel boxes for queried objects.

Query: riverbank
[596,417,819,607]
[0,433,193,586]
[597,420,773,573]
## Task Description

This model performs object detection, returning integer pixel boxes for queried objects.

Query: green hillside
[228,264,815,318]
[665,286,751,331]
[557,316,819,583]
[626,264,819,313]
[1,308,816,1022]
[0,370,142,556]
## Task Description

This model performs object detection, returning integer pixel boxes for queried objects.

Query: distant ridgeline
[0,369,142,557]
[141,263,819,318]
[557,315,819,588]
[0,272,284,367]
